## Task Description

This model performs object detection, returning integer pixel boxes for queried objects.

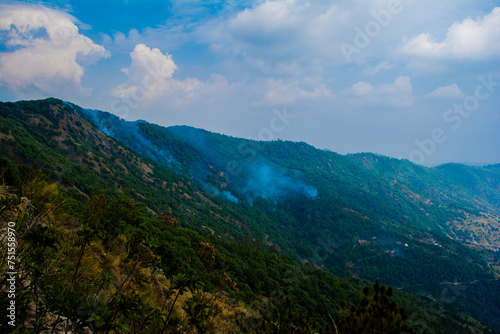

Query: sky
[0,0,499,166]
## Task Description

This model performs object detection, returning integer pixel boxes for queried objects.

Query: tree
[337,281,415,334]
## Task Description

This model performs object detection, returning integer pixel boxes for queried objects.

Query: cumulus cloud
[0,3,109,93]
[113,43,333,112]
[202,0,373,76]
[260,78,333,105]
[341,76,414,107]
[227,0,308,52]
[424,83,464,99]
[112,44,204,107]
[350,76,412,96]
[117,44,177,89]
[402,7,500,59]
[363,61,396,75]
[112,43,250,114]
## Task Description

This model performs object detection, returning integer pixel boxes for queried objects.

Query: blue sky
[0,0,499,165]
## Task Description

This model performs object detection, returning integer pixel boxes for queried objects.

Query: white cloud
[402,7,500,59]
[349,76,412,96]
[113,43,334,112]
[202,0,371,76]
[260,78,333,105]
[363,61,396,75]
[121,44,176,85]
[113,43,245,113]
[424,83,464,99]
[341,76,414,107]
[0,4,109,94]
[227,0,311,54]
[112,44,204,106]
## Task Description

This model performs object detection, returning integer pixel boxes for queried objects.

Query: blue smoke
[205,184,239,204]
[243,162,318,204]
[65,102,318,206]
[66,102,179,168]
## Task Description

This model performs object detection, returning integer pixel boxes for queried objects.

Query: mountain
[1,98,499,332]
[72,102,500,248]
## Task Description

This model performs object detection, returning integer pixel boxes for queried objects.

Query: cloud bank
[0,3,109,94]
[403,7,500,59]
[425,83,464,99]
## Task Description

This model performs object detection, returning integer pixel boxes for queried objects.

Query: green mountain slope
[1,98,499,331]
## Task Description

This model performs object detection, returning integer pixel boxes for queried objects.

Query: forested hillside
[1,98,499,332]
